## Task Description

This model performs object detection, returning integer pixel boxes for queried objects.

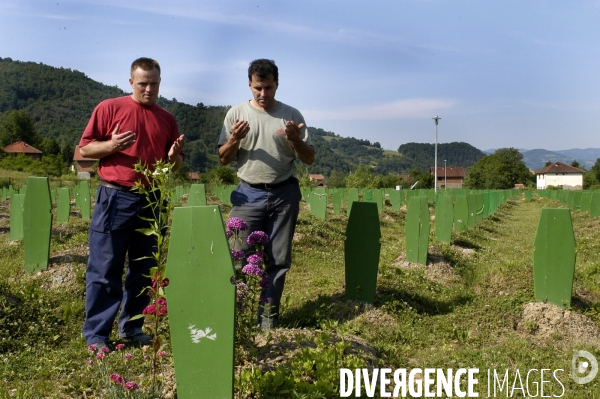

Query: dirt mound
[518,302,600,346]
[247,328,379,374]
[393,247,459,285]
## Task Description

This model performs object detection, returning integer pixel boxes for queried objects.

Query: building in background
[3,141,42,160]
[430,166,466,189]
[535,162,584,190]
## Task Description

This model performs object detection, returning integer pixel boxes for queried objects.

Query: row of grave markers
[1,178,590,397]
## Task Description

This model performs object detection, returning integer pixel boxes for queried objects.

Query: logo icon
[572,350,598,384]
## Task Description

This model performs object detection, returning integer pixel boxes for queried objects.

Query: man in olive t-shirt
[218,59,315,329]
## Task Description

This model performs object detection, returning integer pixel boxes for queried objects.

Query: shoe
[123,333,153,346]
[88,342,110,353]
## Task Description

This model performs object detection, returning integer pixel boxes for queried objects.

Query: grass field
[1,187,599,398]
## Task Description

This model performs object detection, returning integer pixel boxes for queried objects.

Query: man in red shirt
[79,57,184,350]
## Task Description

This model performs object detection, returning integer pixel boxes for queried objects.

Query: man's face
[129,67,161,105]
[249,74,278,111]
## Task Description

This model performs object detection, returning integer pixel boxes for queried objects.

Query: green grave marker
[19,185,27,195]
[57,187,71,224]
[347,188,359,216]
[372,189,383,213]
[344,202,380,304]
[166,206,235,398]
[80,181,91,220]
[533,208,576,309]
[572,191,582,210]
[453,195,468,233]
[187,184,207,207]
[9,194,25,241]
[390,190,402,211]
[580,191,592,214]
[482,192,490,219]
[466,194,477,229]
[23,177,52,273]
[310,191,327,220]
[332,192,341,214]
[524,190,532,201]
[475,193,484,224]
[405,196,429,265]
[435,195,453,245]
[590,191,600,219]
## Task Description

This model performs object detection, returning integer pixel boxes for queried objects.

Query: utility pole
[444,159,447,190]
[432,116,441,194]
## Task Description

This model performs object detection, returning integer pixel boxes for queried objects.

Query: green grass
[1,191,600,397]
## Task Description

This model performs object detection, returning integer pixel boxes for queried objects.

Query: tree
[345,164,382,189]
[464,148,532,189]
[0,110,41,148]
[571,159,581,169]
[326,170,346,188]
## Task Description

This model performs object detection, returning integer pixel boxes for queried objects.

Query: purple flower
[259,275,270,289]
[242,264,262,276]
[231,249,245,261]
[226,228,233,238]
[124,381,140,390]
[236,282,249,296]
[247,231,269,245]
[226,217,248,231]
[161,278,170,287]
[247,254,263,265]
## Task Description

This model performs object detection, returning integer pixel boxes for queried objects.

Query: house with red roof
[535,162,584,190]
[73,145,97,176]
[430,166,466,189]
[3,141,42,160]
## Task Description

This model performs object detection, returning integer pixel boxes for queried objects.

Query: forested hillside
[0,57,485,176]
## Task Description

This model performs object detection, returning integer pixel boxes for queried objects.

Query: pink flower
[161,277,169,287]
[158,351,167,357]
[115,343,125,351]
[242,264,262,276]
[101,347,110,353]
[87,360,93,366]
[156,297,167,306]
[87,345,96,352]
[123,381,140,390]
[157,305,168,317]
[110,373,124,385]
[142,305,156,315]
[96,353,105,359]
[124,353,133,360]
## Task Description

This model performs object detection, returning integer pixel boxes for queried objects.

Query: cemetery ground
[1,188,600,398]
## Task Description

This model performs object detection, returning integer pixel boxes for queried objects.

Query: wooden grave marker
[187,184,207,207]
[533,208,576,308]
[344,202,380,304]
[405,196,429,265]
[23,177,52,273]
[435,195,453,245]
[166,206,235,398]
[9,193,25,241]
[57,187,71,224]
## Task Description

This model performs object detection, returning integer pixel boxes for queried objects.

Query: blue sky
[1,0,599,152]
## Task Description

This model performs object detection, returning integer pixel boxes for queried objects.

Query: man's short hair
[248,59,278,83]
[131,57,161,77]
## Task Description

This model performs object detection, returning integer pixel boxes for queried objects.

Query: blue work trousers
[83,186,157,344]
[229,179,301,329]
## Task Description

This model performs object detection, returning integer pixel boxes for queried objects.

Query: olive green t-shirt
[218,101,312,185]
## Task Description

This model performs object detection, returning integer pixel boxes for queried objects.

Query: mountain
[0,57,486,176]
[484,147,599,171]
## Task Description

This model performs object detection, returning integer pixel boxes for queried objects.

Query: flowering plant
[86,344,145,398]
[226,217,270,351]
[129,159,176,391]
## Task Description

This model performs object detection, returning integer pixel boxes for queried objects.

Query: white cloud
[305,98,456,121]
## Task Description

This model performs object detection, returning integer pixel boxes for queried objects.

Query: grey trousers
[229,179,301,328]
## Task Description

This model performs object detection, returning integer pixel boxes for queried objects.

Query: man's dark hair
[248,59,278,83]
[131,57,161,77]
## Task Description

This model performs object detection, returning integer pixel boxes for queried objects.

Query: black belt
[243,177,295,190]
[99,179,132,191]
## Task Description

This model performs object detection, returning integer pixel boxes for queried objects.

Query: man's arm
[79,124,136,159]
[218,119,250,165]
[168,135,185,171]
[285,121,316,165]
